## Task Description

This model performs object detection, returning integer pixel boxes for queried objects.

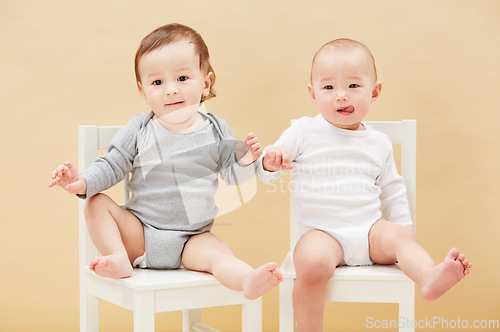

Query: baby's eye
[349,84,360,88]
[177,76,189,82]
[324,85,334,90]
[152,80,163,86]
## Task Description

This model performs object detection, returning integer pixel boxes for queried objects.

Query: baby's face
[137,39,212,124]
[308,47,381,130]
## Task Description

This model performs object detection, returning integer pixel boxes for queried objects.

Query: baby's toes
[89,257,100,270]
[98,256,110,268]
[461,259,472,276]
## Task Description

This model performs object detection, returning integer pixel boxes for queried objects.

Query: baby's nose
[336,92,348,102]
[164,83,179,95]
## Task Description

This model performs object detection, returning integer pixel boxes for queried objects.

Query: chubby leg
[293,230,344,332]
[182,232,283,300]
[84,193,145,279]
[369,219,471,301]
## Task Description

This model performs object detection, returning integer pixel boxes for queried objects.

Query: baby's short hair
[134,23,216,101]
[311,38,377,81]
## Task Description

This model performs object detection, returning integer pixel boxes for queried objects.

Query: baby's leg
[84,193,145,279]
[181,232,283,300]
[293,230,344,332]
[369,219,471,301]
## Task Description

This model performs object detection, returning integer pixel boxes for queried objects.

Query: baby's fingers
[51,167,61,179]
[48,178,60,188]
[64,161,78,176]
[53,164,69,179]
[249,140,261,152]
[264,149,283,171]
[245,133,256,143]
[280,151,293,169]
[252,145,263,159]
[266,150,280,166]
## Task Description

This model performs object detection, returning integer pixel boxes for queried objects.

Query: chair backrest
[78,126,124,266]
[289,120,417,251]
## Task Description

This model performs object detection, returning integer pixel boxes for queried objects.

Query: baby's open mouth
[337,105,354,115]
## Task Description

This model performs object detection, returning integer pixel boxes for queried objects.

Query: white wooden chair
[79,125,262,332]
[279,120,417,332]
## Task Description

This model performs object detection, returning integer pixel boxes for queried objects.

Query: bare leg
[293,230,344,332]
[182,232,282,300]
[369,219,471,301]
[84,193,145,279]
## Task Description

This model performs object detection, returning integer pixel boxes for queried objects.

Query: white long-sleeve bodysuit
[257,115,412,265]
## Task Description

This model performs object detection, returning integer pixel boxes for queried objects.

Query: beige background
[1,0,499,331]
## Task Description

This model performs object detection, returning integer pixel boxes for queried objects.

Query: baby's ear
[307,84,316,101]
[137,82,146,98]
[203,72,214,96]
[371,81,382,102]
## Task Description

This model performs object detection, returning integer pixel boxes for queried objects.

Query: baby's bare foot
[89,254,133,279]
[421,248,471,301]
[243,262,283,300]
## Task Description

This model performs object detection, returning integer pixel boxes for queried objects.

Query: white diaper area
[300,223,374,266]
[132,253,148,268]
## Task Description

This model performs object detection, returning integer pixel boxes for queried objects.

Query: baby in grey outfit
[50,23,282,300]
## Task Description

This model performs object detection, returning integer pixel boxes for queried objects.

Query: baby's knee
[84,193,110,218]
[384,223,417,247]
[294,255,336,283]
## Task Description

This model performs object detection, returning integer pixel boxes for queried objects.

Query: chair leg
[80,292,99,332]
[279,278,295,332]
[398,282,415,332]
[133,291,155,332]
[242,298,262,332]
[183,309,202,332]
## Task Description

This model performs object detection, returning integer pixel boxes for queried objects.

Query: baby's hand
[237,133,263,166]
[49,161,87,195]
[263,147,293,172]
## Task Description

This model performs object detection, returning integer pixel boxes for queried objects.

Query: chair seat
[280,252,411,282]
[85,267,220,291]
[85,267,255,313]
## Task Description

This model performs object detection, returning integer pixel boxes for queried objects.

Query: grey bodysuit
[81,109,254,269]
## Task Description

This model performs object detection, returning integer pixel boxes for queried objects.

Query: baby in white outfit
[257,38,472,332]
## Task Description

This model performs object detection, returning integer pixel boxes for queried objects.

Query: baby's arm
[49,161,87,195]
[377,144,412,228]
